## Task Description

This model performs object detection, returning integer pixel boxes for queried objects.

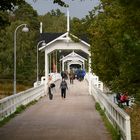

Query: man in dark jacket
[60,78,68,99]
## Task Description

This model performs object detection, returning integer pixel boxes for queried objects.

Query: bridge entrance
[39,31,91,93]
[69,64,81,70]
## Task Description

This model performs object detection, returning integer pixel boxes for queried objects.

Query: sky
[26,0,100,19]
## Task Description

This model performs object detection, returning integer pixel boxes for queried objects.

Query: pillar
[62,60,64,71]
[56,50,57,73]
[45,51,49,95]
[49,53,51,73]
[83,61,85,70]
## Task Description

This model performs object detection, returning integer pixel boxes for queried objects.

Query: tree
[82,0,140,99]
[0,0,25,27]
[0,0,68,27]
[38,9,67,32]
[70,17,86,37]
[0,1,40,85]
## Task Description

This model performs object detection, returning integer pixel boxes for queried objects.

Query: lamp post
[14,24,29,95]
[36,40,46,84]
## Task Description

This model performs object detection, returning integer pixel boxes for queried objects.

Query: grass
[0,82,32,99]
[95,102,121,140]
[0,100,37,127]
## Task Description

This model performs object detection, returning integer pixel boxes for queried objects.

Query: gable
[39,32,90,51]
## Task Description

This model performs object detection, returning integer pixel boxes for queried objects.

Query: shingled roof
[79,35,89,44]
[39,32,65,44]
[38,32,89,45]
[38,32,89,59]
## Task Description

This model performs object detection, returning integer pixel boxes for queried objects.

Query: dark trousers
[70,78,73,84]
[48,87,53,100]
[61,88,66,98]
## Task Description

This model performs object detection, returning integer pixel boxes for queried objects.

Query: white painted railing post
[125,116,131,140]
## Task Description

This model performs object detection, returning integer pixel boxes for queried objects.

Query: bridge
[0,14,131,140]
[0,78,112,140]
[0,73,131,140]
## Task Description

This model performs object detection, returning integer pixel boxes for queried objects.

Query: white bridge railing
[85,73,131,140]
[0,73,61,121]
[0,84,45,121]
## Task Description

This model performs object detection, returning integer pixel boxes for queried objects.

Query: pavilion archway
[39,32,91,93]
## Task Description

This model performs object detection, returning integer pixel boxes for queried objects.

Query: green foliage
[0,1,40,86]
[38,9,67,32]
[70,18,87,37]
[0,4,69,91]
[0,0,25,27]
[84,0,140,99]
[0,0,25,11]
[0,11,10,27]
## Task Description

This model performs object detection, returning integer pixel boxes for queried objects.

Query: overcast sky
[26,0,100,19]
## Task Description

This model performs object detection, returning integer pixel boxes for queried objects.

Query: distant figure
[61,71,68,80]
[61,71,65,79]
[116,92,121,105]
[60,78,68,99]
[69,70,74,84]
[76,69,85,81]
[48,75,52,81]
[120,91,130,106]
[116,92,121,103]
[48,75,53,100]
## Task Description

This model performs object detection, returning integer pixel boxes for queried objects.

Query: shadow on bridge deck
[0,79,111,140]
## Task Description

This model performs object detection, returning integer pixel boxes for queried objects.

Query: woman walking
[48,75,53,100]
[60,78,68,99]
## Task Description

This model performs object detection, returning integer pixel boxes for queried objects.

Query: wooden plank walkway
[0,79,111,140]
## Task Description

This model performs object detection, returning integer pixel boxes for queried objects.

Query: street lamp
[36,40,46,84]
[14,24,29,95]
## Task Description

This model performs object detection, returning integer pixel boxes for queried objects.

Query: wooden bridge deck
[0,79,111,140]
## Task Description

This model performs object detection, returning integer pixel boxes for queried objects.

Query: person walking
[69,69,74,84]
[60,78,68,99]
[48,75,53,100]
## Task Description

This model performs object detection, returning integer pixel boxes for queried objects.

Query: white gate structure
[39,31,91,94]
[60,51,87,72]
[67,60,83,72]
[85,73,131,140]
